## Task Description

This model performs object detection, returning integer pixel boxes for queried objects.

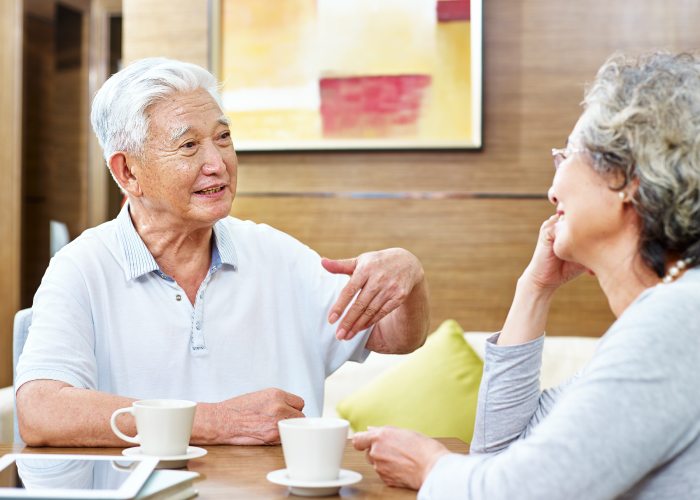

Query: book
[134,470,200,500]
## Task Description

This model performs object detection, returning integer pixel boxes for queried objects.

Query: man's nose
[202,142,226,174]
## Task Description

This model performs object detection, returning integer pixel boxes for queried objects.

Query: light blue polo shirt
[16,204,372,417]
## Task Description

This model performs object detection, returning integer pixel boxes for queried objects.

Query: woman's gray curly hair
[577,51,700,278]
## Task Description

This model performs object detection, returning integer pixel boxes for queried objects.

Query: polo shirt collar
[116,202,238,281]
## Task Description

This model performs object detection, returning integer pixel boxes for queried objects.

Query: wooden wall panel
[122,0,208,68]
[51,4,89,240]
[231,197,615,337]
[21,13,54,309]
[0,0,23,387]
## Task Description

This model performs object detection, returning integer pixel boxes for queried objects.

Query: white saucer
[266,469,362,497]
[122,446,207,469]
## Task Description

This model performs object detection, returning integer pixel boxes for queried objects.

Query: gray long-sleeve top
[419,268,700,500]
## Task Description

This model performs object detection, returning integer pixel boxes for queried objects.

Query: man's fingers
[322,257,358,276]
[345,293,402,339]
[336,285,380,340]
[283,392,305,411]
[328,273,366,326]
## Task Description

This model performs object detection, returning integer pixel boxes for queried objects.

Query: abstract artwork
[216,0,482,150]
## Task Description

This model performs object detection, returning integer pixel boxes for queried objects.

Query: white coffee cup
[110,399,196,456]
[278,418,349,481]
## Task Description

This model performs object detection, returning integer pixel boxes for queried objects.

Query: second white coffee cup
[110,399,196,456]
[279,418,349,482]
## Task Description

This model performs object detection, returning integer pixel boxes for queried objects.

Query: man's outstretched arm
[16,380,304,447]
[323,248,430,355]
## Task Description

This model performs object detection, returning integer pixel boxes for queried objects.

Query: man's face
[132,89,237,227]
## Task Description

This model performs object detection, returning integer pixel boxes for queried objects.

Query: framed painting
[210,0,483,151]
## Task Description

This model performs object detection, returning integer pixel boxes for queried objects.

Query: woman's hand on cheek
[522,214,587,293]
[352,426,450,490]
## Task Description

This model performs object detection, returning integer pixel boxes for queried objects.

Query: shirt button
[176,295,182,301]
[196,322,201,330]
[199,293,203,299]
[211,266,217,271]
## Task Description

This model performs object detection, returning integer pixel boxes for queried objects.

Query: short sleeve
[301,248,372,378]
[15,252,98,393]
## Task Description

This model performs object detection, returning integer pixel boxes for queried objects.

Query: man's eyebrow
[169,125,191,143]
[169,116,229,143]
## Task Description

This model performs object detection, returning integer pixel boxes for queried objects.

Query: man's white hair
[90,57,224,163]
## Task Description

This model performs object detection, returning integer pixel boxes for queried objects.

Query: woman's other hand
[352,426,450,490]
[522,214,587,293]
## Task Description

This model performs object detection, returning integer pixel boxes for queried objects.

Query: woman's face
[548,119,629,267]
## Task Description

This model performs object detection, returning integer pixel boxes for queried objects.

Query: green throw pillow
[336,319,484,443]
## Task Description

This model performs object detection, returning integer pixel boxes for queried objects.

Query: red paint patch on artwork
[437,0,470,22]
[320,75,431,139]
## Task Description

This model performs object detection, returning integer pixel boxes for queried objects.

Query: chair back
[13,308,32,444]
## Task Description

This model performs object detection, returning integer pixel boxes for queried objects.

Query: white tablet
[0,454,159,499]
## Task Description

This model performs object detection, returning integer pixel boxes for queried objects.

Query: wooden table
[0,439,468,499]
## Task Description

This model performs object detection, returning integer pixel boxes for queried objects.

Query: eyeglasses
[551,147,604,170]
[551,148,586,170]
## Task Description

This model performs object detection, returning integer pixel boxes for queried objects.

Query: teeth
[199,187,222,194]
[559,214,566,221]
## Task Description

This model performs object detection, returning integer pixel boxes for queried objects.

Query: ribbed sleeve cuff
[418,453,476,500]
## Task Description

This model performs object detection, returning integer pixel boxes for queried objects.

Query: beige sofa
[0,333,599,442]
[322,332,599,420]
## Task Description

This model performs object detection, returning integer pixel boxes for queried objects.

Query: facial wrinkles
[140,92,231,204]
[151,93,227,161]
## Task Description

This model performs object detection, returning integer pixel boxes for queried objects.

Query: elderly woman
[354,52,700,499]
[15,58,430,447]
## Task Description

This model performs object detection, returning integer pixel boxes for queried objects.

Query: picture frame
[209,0,483,151]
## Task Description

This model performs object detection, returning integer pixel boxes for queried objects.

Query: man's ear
[109,152,143,197]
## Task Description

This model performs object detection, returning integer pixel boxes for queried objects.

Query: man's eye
[220,132,230,140]
[183,141,195,148]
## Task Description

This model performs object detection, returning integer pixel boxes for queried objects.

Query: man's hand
[204,388,305,445]
[322,248,426,342]
[17,381,305,447]
[352,426,450,490]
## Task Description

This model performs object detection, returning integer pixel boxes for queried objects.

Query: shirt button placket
[191,275,210,354]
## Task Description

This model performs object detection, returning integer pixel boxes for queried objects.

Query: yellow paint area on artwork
[220,0,316,89]
[317,0,437,77]
[418,22,472,141]
[226,110,322,142]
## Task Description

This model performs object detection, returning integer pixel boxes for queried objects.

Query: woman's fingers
[352,429,376,450]
[353,426,447,491]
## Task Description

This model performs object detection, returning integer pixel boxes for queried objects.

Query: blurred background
[1,0,699,388]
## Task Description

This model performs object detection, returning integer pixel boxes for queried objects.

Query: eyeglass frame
[551,147,603,170]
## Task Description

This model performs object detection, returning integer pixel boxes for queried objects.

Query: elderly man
[15,58,430,447]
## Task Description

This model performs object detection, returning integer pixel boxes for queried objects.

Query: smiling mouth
[197,186,223,195]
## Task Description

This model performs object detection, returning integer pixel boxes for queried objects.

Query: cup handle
[110,407,140,445]
[110,460,137,472]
